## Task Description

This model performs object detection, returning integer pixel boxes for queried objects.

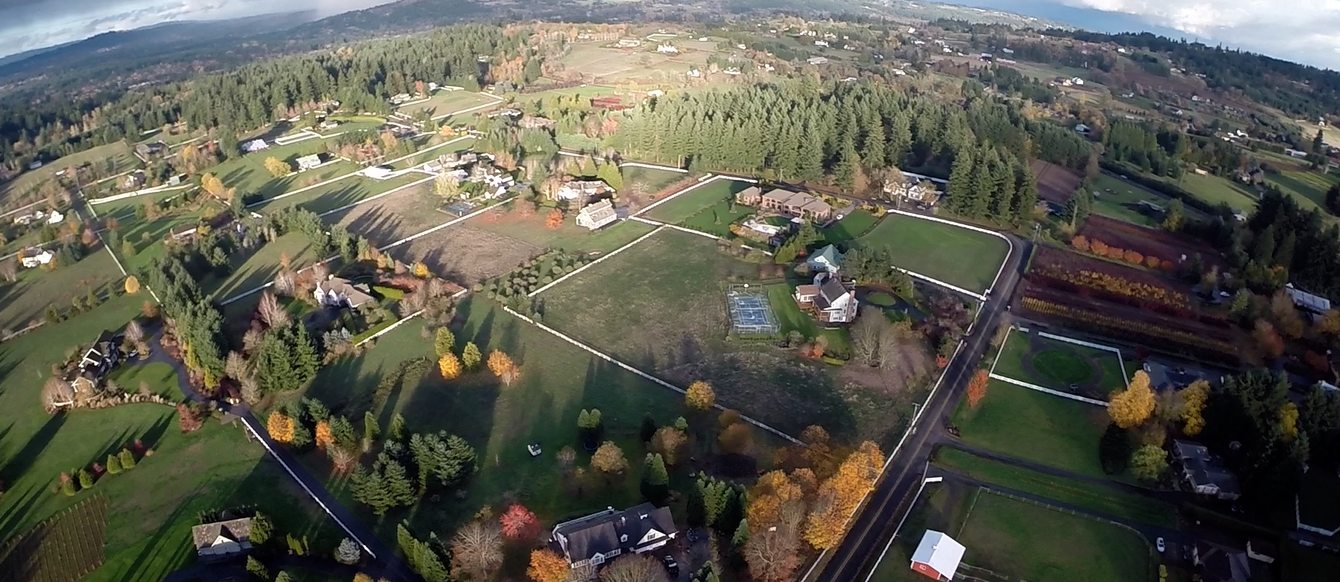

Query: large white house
[19,248,54,268]
[551,503,676,574]
[314,276,375,309]
[794,272,858,324]
[576,199,618,230]
[241,139,269,153]
[556,179,613,201]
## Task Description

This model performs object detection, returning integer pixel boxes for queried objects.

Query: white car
[1156,537,1166,553]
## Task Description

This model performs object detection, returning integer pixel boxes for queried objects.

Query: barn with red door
[909,530,966,581]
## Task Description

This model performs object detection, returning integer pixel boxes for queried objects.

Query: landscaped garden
[855,214,1008,293]
[991,327,1130,399]
[951,379,1111,478]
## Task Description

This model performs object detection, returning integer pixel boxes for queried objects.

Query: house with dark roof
[72,330,121,394]
[1173,440,1241,500]
[806,244,843,273]
[314,276,375,309]
[192,517,254,562]
[550,503,676,572]
[794,272,859,324]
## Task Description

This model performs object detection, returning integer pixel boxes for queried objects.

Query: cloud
[1062,0,1340,68]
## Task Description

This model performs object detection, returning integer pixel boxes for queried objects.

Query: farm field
[856,214,1008,293]
[1175,172,1259,213]
[643,178,753,224]
[396,90,498,119]
[1,142,140,204]
[1089,172,1206,228]
[951,379,1111,478]
[991,327,1130,399]
[291,299,761,549]
[94,193,230,273]
[1079,214,1223,268]
[1265,168,1340,214]
[560,44,709,84]
[1029,159,1083,205]
[621,165,687,196]
[0,247,124,331]
[257,171,426,215]
[323,183,452,245]
[539,228,920,442]
[211,138,356,200]
[0,295,330,582]
[469,206,658,254]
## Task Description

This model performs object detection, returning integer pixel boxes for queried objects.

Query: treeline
[613,79,1085,214]
[1240,190,1340,298]
[974,67,1056,104]
[1103,120,1182,177]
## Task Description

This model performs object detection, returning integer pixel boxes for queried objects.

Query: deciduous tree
[527,549,569,582]
[487,350,517,384]
[124,275,141,294]
[499,503,540,541]
[1180,380,1210,436]
[600,554,668,582]
[438,353,462,379]
[1108,370,1156,429]
[685,380,715,410]
[268,412,296,443]
[451,519,503,579]
[545,208,563,229]
[591,441,629,474]
[966,369,989,408]
[1130,444,1167,482]
[743,523,801,582]
[264,157,291,177]
[650,426,688,465]
[718,422,753,455]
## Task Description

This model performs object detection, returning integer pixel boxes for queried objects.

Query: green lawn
[1174,172,1259,213]
[765,283,852,354]
[991,328,1129,398]
[1266,169,1340,215]
[868,479,976,582]
[822,209,880,244]
[952,380,1111,478]
[1089,173,1205,228]
[856,214,1008,293]
[396,90,497,118]
[935,447,1176,528]
[622,166,687,194]
[290,299,746,557]
[644,179,753,225]
[954,492,1152,582]
[0,295,329,582]
[204,232,323,302]
[210,138,358,201]
[106,361,184,398]
[0,248,124,332]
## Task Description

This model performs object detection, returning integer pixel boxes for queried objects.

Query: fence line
[500,306,800,444]
[893,266,987,302]
[317,174,437,218]
[356,309,425,347]
[988,373,1108,406]
[617,161,687,173]
[528,225,666,297]
[87,183,193,206]
[1037,330,1131,384]
[632,173,718,217]
[884,207,1013,295]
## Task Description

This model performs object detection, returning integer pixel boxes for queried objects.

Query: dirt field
[389,224,540,285]
[1029,158,1083,205]
[323,183,450,247]
[1079,215,1225,268]
[559,43,711,84]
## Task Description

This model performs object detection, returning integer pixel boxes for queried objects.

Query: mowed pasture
[952,379,1111,479]
[0,247,124,331]
[992,327,1129,399]
[212,138,359,201]
[1089,172,1201,228]
[1266,168,1340,215]
[539,229,919,441]
[396,90,499,119]
[856,214,1009,293]
[1,142,140,205]
[323,182,452,246]
[0,295,330,582]
[561,44,710,84]
[644,178,753,224]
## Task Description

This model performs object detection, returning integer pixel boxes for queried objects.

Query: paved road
[819,235,1031,582]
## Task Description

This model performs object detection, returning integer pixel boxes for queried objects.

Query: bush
[119,449,136,469]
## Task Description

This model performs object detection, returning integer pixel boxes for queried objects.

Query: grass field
[1266,169,1340,215]
[935,447,1175,528]
[1175,172,1259,213]
[106,361,186,398]
[469,208,658,255]
[822,209,880,244]
[291,299,743,554]
[856,214,1008,293]
[622,166,687,195]
[2,142,140,204]
[204,232,323,302]
[1090,173,1206,228]
[0,248,124,332]
[991,328,1129,398]
[764,283,852,354]
[644,179,753,225]
[0,295,329,582]
[952,380,1111,478]
[396,90,498,119]
[868,479,1151,582]
[210,138,356,201]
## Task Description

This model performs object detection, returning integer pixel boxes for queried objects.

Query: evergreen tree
[641,453,670,503]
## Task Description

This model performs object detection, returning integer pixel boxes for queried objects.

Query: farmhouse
[576,199,619,230]
[794,272,858,324]
[296,154,323,171]
[735,187,833,222]
[806,244,843,273]
[72,330,121,394]
[19,248,54,268]
[241,139,269,153]
[557,179,614,202]
[1172,440,1241,500]
[192,517,254,562]
[550,503,676,572]
[909,530,966,581]
[314,276,375,309]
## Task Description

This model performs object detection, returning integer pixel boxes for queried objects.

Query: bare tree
[242,328,265,355]
[450,519,503,579]
[257,291,290,329]
[850,306,885,367]
[600,554,668,582]
[310,262,330,282]
[239,376,261,405]
[124,320,145,347]
[41,377,75,413]
[0,258,17,282]
[743,525,802,582]
[272,271,295,296]
[328,445,359,474]
[225,351,250,380]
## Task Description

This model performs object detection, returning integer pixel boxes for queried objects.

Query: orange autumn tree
[268,412,296,444]
[527,548,569,582]
[831,441,883,514]
[966,369,990,408]
[804,480,846,549]
[487,350,517,384]
[685,380,715,411]
[439,353,462,380]
[747,470,803,528]
[314,420,334,449]
[545,209,563,230]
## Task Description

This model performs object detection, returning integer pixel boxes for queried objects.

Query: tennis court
[726,285,780,335]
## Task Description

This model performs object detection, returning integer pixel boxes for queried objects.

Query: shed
[910,530,965,581]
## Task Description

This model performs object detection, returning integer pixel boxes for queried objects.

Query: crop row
[1033,263,1190,311]
[1020,295,1236,358]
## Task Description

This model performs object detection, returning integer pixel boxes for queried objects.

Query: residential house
[1194,542,1251,582]
[807,56,829,65]
[883,175,939,206]
[135,141,167,158]
[557,179,613,202]
[909,530,966,581]
[616,38,642,48]
[314,276,375,309]
[1074,123,1092,135]
[241,139,269,153]
[794,272,858,324]
[657,43,679,54]
[576,199,619,230]
[737,187,833,222]
[550,503,676,572]
[122,170,146,191]
[518,115,556,130]
[72,330,121,394]
[1172,440,1241,500]
[296,154,323,171]
[192,517,254,562]
[19,248,54,268]
[806,244,843,273]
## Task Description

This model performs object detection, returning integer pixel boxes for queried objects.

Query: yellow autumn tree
[803,481,846,549]
[268,412,295,444]
[1281,402,1300,441]
[1109,370,1156,429]
[487,350,516,384]
[200,173,225,198]
[747,470,802,528]
[264,156,291,177]
[412,261,430,278]
[832,441,883,514]
[527,549,570,582]
[439,352,462,380]
[1180,380,1210,436]
[685,380,715,411]
[124,275,141,295]
[315,420,334,449]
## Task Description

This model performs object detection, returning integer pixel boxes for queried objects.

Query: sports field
[643,178,753,225]
[991,328,1129,399]
[856,214,1008,293]
[951,379,1111,478]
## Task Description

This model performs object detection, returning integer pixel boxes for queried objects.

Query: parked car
[1157,537,1166,553]
[662,554,680,578]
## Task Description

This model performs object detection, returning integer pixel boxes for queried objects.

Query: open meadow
[1089,172,1207,228]
[643,178,753,225]
[397,90,499,119]
[1,142,140,206]
[0,248,124,332]
[855,214,1008,293]
[951,379,1111,479]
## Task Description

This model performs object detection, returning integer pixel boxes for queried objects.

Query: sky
[0,0,393,58]
[938,0,1340,70]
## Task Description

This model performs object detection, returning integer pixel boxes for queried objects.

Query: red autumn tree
[500,503,540,541]
[966,369,989,408]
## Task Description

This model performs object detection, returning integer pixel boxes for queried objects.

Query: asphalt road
[819,235,1031,582]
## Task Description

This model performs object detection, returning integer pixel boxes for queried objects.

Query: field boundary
[499,305,800,444]
[885,208,1012,295]
[618,161,687,173]
[87,183,193,206]
[429,92,505,121]
[633,173,718,217]
[527,224,666,297]
[1037,331,1130,385]
[987,374,1109,407]
[894,266,988,302]
[356,309,425,347]
[316,174,437,218]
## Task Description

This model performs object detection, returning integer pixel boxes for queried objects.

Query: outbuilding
[910,530,966,581]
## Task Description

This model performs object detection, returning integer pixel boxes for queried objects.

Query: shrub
[119,448,136,469]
